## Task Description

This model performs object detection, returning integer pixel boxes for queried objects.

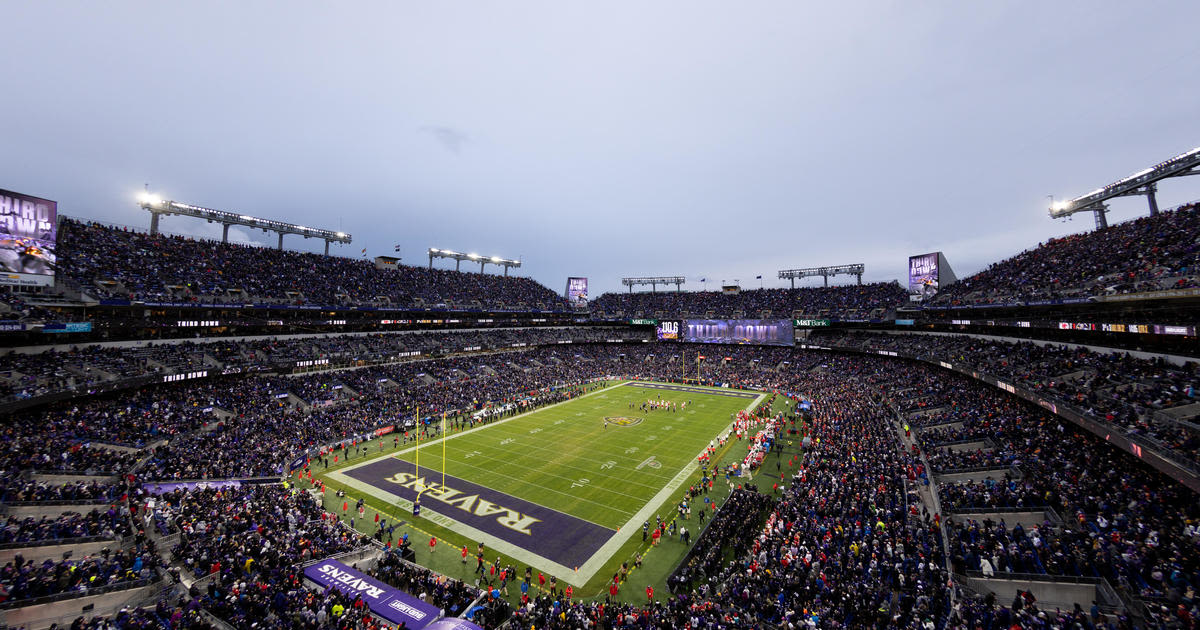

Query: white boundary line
[327,381,768,586]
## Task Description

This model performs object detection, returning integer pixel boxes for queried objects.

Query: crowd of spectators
[816,330,1200,467]
[0,326,648,404]
[145,482,489,630]
[58,219,567,310]
[1,436,143,474]
[2,331,1198,625]
[931,202,1200,305]
[667,488,775,594]
[0,507,132,544]
[935,399,1200,600]
[152,485,364,581]
[54,596,215,630]
[0,475,125,503]
[369,551,488,619]
[511,355,958,628]
[7,328,1197,485]
[196,569,385,630]
[0,292,58,322]
[592,282,908,319]
[866,358,1200,607]
[9,210,1199,627]
[0,547,160,606]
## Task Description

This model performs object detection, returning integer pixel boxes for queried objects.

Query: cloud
[420,125,468,154]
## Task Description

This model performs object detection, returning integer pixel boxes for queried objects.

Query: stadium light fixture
[1049,145,1200,227]
[428,247,522,275]
[778,264,865,288]
[621,276,686,293]
[138,193,351,255]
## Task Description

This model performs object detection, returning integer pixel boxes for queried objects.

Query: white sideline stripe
[328,381,769,586]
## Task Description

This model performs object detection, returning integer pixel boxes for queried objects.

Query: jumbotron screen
[683,319,794,346]
[0,189,57,287]
[908,252,939,298]
[565,277,588,306]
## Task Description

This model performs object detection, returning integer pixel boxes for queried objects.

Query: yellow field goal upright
[410,407,447,516]
[680,349,706,385]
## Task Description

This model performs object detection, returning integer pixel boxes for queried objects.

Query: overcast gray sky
[3,1,1199,296]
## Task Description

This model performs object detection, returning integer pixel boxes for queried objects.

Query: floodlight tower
[778,264,864,288]
[1049,145,1200,229]
[428,248,521,275]
[621,276,686,293]
[138,193,351,254]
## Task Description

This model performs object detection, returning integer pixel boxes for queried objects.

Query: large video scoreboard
[657,318,794,346]
[0,189,57,287]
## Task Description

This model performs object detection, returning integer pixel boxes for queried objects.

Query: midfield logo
[605,416,643,427]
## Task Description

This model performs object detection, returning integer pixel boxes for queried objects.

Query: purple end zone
[344,457,614,569]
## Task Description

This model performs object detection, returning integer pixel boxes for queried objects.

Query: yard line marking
[437,439,674,489]
[569,390,769,582]
[337,380,628,469]
[400,448,652,506]
[377,453,635,521]
[328,380,769,586]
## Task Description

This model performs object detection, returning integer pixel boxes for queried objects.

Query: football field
[324,380,763,585]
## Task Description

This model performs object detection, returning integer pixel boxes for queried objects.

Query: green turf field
[318,380,769,591]
[394,381,754,530]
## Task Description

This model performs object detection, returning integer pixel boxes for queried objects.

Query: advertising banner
[42,322,92,333]
[143,480,244,495]
[304,558,441,629]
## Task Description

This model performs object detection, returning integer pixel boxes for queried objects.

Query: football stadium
[2,4,1200,630]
